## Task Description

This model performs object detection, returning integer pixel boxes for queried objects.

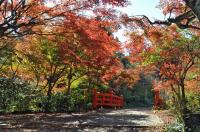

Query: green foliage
[142,52,163,66]
[165,121,185,132]
[41,93,68,112]
[165,94,186,123]
[39,88,87,112]
[119,74,154,107]
[186,71,198,80]
[0,77,92,113]
[66,90,85,112]
[186,92,200,113]
[132,76,153,106]
[115,52,132,69]
[166,92,200,113]
[40,37,61,65]
[165,92,200,131]
[0,78,41,113]
[0,43,13,65]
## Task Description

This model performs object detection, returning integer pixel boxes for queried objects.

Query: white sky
[124,0,164,20]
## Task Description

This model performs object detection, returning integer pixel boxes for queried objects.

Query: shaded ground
[0,108,166,132]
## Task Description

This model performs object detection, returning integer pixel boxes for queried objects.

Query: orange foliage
[158,0,186,16]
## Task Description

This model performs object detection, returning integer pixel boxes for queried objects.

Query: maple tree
[0,0,128,82]
[121,1,200,129]
[0,0,127,38]
[127,26,200,118]
[10,3,124,110]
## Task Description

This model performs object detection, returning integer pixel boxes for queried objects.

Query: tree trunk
[44,82,53,112]
[180,83,187,114]
[185,0,200,21]
[67,67,72,96]
[67,80,71,96]
[177,83,188,132]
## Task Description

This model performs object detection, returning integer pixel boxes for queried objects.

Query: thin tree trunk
[67,67,72,96]
[67,80,71,96]
[45,81,53,112]
[180,83,187,114]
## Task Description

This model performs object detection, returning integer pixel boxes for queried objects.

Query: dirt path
[0,108,164,132]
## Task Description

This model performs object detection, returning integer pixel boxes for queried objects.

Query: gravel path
[0,108,164,132]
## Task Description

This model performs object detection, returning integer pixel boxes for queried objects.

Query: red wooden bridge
[92,88,163,109]
[92,89,124,109]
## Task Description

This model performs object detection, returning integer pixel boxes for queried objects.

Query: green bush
[0,78,91,113]
[66,88,86,112]
[42,93,68,112]
[165,92,200,113]
[0,78,40,113]
[39,88,87,112]
[186,92,200,113]
[165,122,185,132]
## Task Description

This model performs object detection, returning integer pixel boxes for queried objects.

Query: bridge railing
[92,89,123,109]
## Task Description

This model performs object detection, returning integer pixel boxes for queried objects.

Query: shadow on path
[0,108,163,131]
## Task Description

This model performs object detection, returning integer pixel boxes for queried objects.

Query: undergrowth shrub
[0,78,40,113]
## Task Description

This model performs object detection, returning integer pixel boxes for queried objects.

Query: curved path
[0,108,164,132]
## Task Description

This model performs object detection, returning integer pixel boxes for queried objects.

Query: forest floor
[0,108,174,132]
